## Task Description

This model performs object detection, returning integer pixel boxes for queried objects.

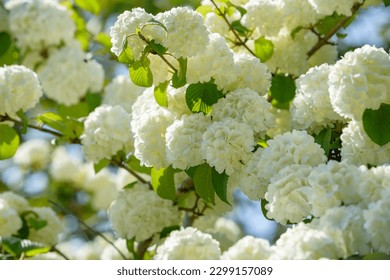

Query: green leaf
[95,32,112,51]
[315,127,332,156]
[261,199,274,221]
[0,32,11,57]
[172,57,187,89]
[211,168,229,204]
[384,0,390,7]
[118,43,134,64]
[37,112,65,132]
[185,81,224,114]
[193,163,215,204]
[362,103,390,146]
[227,1,247,16]
[94,158,110,174]
[37,112,84,141]
[151,166,176,200]
[58,102,90,118]
[269,74,296,104]
[290,26,303,39]
[254,37,274,62]
[316,13,346,35]
[126,155,152,175]
[75,0,101,14]
[195,5,213,17]
[126,238,138,260]
[154,81,169,107]
[230,20,250,36]
[159,225,180,239]
[0,125,20,160]
[336,33,348,39]
[16,110,28,134]
[0,237,51,258]
[363,252,390,260]
[148,40,167,56]
[129,57,153,87]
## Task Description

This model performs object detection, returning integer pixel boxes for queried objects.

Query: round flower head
[308,0,361,16]
[103,75,145,114]
[328,45,390,120]
[0,65,42,117]
[212,88,275,138]
[156,7,209,58]
[0,199,22,237]
[13,138,51,170]
[108,183,181,242]
[165,113,212,170]
[154,227,221,260]
[201,119,255,175]
[49,146,83,183]
[28,207,64,245]
[6,0,75,51]
[0,191,29,214]
[81,105,133,163]
[222,236,273,260]
[358,165,390,205]
[39,44,104,106]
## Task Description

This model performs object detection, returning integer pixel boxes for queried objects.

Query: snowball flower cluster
[39,45,104,106]
[328,45,390,120]
[201,119,255,175]
[108,183,181,241]
[308,0,361,16]
[6,0,75,50]
[0,65,42,117]
[222,236,273,260]
[0,198,22,237]
[13,139,51,170]
[81,105,133,163]
[154,227,221,260]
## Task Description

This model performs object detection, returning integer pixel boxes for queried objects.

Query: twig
[49,200,128,260]
[51,246,70,260]
[111,159,151,186]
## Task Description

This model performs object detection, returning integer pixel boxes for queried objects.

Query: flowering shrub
[0,0,389,260]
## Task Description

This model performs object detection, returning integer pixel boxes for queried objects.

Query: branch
[209,0,257,57]
[307,2,364,57]
[111,159,151,187]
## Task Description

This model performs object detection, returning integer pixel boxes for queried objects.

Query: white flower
[165,113,212,170]
[13,139,51,170]
[28,207,64,245]
[81,105,133,163]
[212,88,275,138]
[359,165,390,205]
[49,147,83,183]
[364,189,390,253]
[103,75,145,114]
[201,119,255,175]
[225,53,272,95]
[108,183,181,242]
[340,120,390,166]
[240,130,326,200]
[0,191,29,213]
[110,8,153,60]
[222,236,272,260]
[265,165,313,225]
[281,0,321,30]
[39,44,104,106]
[308,0,362,16]
[0,65,42,117]
[273,222,343,259]
[316,206,370,257]
[148,54,178,85]
[291,64,345,132]
[154,227,221,260]
[0,199,22,237]
[156,7,209,58]
[307,160,364,217]
[6,0,75,50]
[328,45,390,120]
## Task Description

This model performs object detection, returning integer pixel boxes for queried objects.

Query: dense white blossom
[0,65,42,117]
[154,227,221,260]
[201,119,255,175]
[0,199,22,237]
[49,147,83,184]
[328,45,390,120]
[28,207,64,245]
[156,7,209,58]
[359,165,390,205]
[6,0,75,50]
[103,75,144,113]
[308,161,364,217]
[281,0,321,30]
[0,191,29,213]
[108,183,180,242]
[13,139,51,170]
[39,45,104,106]
[212,88,275,137]
[308,0,362,16]
[81,105,133,163]
[340,120,390,166]
[222,236,273,260]
[166,113,211,170]
[265,165,313,225]
[291,64,345,132]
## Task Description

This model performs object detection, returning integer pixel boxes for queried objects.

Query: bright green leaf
[172,57,187,89]
[362,103,390,146]
[129,57,153,87]
[37,112,65,132]
[118,43,134,64]
[196,5,213,17]
[193,163,215,204]
[316,13,346,35]
[58,102,90,118]
[94,158,110,174]
[0,32,11,57]
[185,81,224,114]
[0,125,20,160]
[95,32,112,51]
[151,166,176,200]
[126,155,152,175]
[211,168,229,204]
[75,0,101,15]
[230,20,250,36]
[269,74,296,104]
[154,81,169,107]
[0,237,51,258]
[254,37,274,62]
